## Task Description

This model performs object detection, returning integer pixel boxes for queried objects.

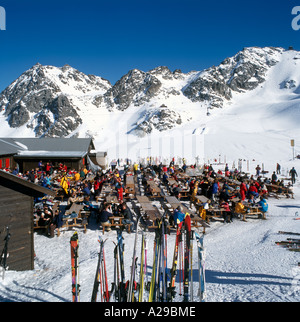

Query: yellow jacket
[235,202,245,214]
[60,176,69,194]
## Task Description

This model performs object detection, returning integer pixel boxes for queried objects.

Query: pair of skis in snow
[71,216,207,302]
[0,227,10,280]
[168,215,206,302]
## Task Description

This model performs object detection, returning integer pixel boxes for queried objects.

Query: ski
[149,219,162,302]
[183,214,191,302]
[168,221,184,301]
[70,232,80,302]
[127,217,141,302]
[278,231,300,236]
[138,231,145,302]
[275,241,300,246]
[102,244,110,302]
[111,242,118,302]
[287,238,300,242]
[288,248,300,252]
[160,212,168,302]
[117,229,126,302]
[148,237,157,302]
[91,236,107,302]
[190,230,194,302]
[0,227,10,280]
[195,231,206,302]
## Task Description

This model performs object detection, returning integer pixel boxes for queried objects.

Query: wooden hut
[0,170,56,271]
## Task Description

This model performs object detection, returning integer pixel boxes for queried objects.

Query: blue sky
[0,0,299,92]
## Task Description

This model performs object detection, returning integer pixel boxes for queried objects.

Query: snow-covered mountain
[0,63,111,137]
[0,46,300,163]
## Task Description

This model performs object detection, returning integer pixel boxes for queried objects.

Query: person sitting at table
[235,200,246,218]
[145,184,153,196]
[257,196,268,218]
[82,182,92,197]
[248,183,259,199]
[49,209,61,238]
[219,199,233,223]
[170,206,186,227]
[248,194,256,206]
[121,203,134,233]
[99,203,112,232]
[38,205,53,227]
[66,191,82,210]
[172,184,182,200]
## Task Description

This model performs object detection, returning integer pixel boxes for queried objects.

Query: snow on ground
[0,169,299,303]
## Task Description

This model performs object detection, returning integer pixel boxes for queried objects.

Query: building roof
[0,138,95,159]
[0,138,24,156]
[0,170,56,198]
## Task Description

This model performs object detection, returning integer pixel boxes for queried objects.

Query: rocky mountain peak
[0,47,292,139]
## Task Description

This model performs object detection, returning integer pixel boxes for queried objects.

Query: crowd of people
[161,162,297,225]
[1,157,298,236]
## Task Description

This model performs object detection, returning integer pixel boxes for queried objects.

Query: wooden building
[0,138,96,172]
[0,170,56,271]
[0,138,18,171]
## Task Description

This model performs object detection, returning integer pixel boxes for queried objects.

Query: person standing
[255,165,261,177]
[290,167,298,185]
[276,163,281,175]
[240,180,247,201]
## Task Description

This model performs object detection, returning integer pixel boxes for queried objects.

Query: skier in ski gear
[290,167,298,184]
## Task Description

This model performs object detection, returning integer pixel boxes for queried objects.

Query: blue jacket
[212,183,218,194]
[173,210,185,224]
[258,199,268,213]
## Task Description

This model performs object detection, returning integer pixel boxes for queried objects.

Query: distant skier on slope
[290,167,298,185]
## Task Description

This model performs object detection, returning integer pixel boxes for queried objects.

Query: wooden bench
[33,218,49,233]
[205,207,226,223]
[58,204,89,234]
[240,204,265,221]
[55,188,66,202]
[266,184,294,199]
[101,216,132,234]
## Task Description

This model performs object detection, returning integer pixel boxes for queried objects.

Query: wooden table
[242,203,265,221]
[165,196,189,214]
[106,195,118,204]
[136,195,162,224]
[146,180,162,198]
[206,207,225,222]
[100,216,132,234]
[59,204,88,235]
